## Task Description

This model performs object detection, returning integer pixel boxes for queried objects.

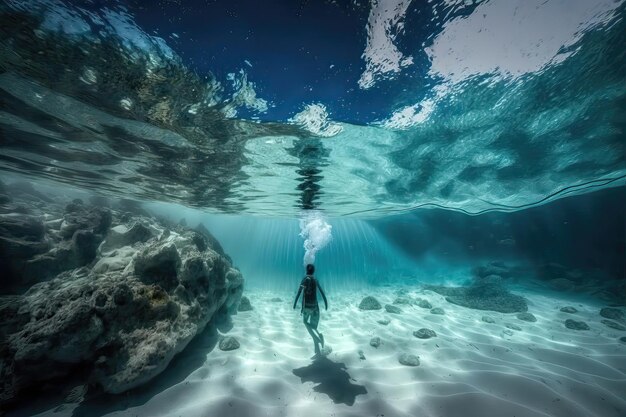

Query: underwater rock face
[359,296,382,310]
[413,328,437,339]
[3,201,113,292]
[425,281,528,313]
[238,296,253,311]
[0,214,50,289]
[219,336,240,351]
[565,319,590,331]
[398,353,420,367]
[0,192,243,406]
[600,308,624,322]
[384,304,402,314]
[560,306,578,313]
[517,312,537,322]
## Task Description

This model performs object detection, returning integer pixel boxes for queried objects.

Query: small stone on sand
[385,304,402,314]
[359,296,382,310]
[413,328,437,339]
[601,319,625,331]
[565,319,589,331]
[370,337,381,348]
[399,353,420,367]
[219,336,240,351]
[517,312,537,322]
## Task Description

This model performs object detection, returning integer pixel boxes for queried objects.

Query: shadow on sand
[292,356,367,406]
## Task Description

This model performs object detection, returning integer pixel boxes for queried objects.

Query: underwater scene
[0,0,625,416]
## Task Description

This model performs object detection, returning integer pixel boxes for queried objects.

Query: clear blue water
[0,0,624,216]
[0,1,625,415]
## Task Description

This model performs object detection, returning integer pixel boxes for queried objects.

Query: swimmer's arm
[293,282,304,309]
[318,283,328,310]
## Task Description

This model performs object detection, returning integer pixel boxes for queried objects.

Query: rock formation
[0,183,244,406]
[359,296,382,310]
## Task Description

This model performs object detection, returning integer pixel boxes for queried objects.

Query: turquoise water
[0,1,625,416]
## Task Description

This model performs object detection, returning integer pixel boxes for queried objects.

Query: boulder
[369,337,381,348]
[59,205,111,240]
[505,323,521,331]
[430,307,445,315]
[482,316,495,324]
[565,319,589,330]
[393,297,412,305]
[194,223,229,261]
[517,312,537,322]
[11,204,115,286]
[0,205,243,406]
[415,299,432,309]
[219,336,240,351]
[600,308,624,322]
[413,328,436,339]
[425,283,527,313]
[398,353,420,367]
[474,262,511,279]
[0,214,50,291]
[475,274,504,286]
[601,320,625,331]
[270,297,283,302]
[359,296,382,310]
[99,222,155,252]
[238,296,253,312]
[384,304,402,314]
[560,306,577,314]
[377,318,390,326]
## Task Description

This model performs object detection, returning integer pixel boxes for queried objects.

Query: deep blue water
[0,0,624,217]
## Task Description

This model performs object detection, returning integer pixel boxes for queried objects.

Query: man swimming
[293,264,328,356]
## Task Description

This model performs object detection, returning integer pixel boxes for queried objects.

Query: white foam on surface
[426,0,624,84]
[358,0,414,89]
[290,103,343,137]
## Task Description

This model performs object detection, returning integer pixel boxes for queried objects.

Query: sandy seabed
[20,286,626,417]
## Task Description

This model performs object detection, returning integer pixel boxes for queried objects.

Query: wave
[0,0,624,217]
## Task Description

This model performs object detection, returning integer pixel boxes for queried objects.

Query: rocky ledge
[0,181,244,406]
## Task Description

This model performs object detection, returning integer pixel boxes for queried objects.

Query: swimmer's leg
[303,310,321,355]
[310,307,324,348]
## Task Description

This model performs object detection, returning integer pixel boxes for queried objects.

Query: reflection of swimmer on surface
[293,263,328,356]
